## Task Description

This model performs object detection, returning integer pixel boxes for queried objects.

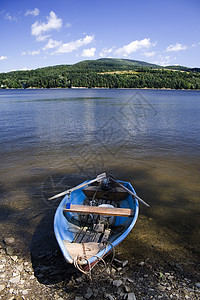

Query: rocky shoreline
[0,237,199,300]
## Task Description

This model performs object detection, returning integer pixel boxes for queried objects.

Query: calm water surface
[0,89,199,273]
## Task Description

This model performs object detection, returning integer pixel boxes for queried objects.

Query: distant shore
[1,86,200,91]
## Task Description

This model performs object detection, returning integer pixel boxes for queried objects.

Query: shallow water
[0,88,199,274]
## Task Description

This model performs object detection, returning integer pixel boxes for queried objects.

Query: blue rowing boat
[52,174,143,273]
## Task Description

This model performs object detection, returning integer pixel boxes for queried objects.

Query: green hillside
[74,58,160,70]
[0,58,200,89]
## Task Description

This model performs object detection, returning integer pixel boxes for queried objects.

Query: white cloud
[10,67,32,72]
[81,47,96,57]
[5,13,17,22]
[65,22,72,28]
[153,55,176,66]
[0,56,7,61]
[115,38,152,56]
[43,38,62,50]
[21,50,40,56]
[31,11,62,41]
[25,8,40,17]
[166,43,187,52]
[36,34,51,42]
[55,35,94,54]
[99,47,115,57]
[143,51,155,57]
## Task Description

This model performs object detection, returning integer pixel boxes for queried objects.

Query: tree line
[0,62,200,90]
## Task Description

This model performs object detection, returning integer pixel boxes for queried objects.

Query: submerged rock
[113,279,123,287]
[105,294,114,300]
[127,292,136,300]
[6,246,14,256]
[4,237,15,245]
[84,287,93,299]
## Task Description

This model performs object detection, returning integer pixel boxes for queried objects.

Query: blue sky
[0,0,200,72]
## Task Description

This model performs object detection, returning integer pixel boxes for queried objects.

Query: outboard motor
[101,177,112,191]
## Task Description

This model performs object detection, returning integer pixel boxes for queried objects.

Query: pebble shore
[0,237,199,300]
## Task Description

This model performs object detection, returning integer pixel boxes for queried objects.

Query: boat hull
[54,179,139,267]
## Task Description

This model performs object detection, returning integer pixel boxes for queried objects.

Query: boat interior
[62,182,135,263]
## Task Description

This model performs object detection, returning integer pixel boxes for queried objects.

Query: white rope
[73,241,115,280]
[73,256,92,280]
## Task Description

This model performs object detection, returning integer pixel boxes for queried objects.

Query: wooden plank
[81,232,95,243]
[93,233,102,243]
[64,204,134,217]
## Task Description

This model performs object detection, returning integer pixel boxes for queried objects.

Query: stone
[113,279,123,287]
[196,282,200,288]
[24,265,33,273]
[75,297,83,300]
[122,260,129,267]
[127,292,136,300]
[76,276,84,283]
[16,264,23,272]
[11,256,18,262]
[0,284,5,292]
[114,258,129,268]
[85,288,93,299]
[93,289,98,297]
[158,284,166,291]
[124,285,131,292]
[6,246,14,256]
[110,267,116,275]
[4,237,15,245]
[9,275,20,284]
[0,249,6,255]
[22,290,29,295]
[138,261,145,266]
[127,278,134,283]
[105,294,114,300]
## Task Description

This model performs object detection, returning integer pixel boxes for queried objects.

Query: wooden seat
[83,186,128,201]
[64,204,134,217]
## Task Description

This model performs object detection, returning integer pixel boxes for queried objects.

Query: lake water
[0,88,199,275]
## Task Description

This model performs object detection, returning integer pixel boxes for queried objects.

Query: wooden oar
[48,173,106,200]
[64,203,134,217]
[110,177,150,207]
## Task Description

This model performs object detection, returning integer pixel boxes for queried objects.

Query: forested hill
[0,58,200,89]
